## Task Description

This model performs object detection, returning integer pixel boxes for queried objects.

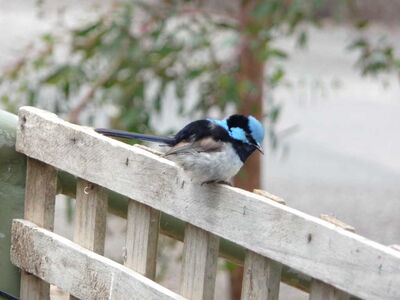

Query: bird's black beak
[254,142,264,154]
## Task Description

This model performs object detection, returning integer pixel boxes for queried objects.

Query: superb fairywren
[95,114,264,184]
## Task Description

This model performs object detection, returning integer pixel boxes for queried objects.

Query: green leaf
[175,79,185,100]
[73,19,103,37]
[297,31,308,47]
[41,33,54,44]
[270,68,285,85]
[224,261,237,271]
[42,66,71,85]
[355,19,369,29]
[28,89,37,106]
[347,38,368,50]
[269,104,281,123]
[260,47,288,61]
[251,2,276,20]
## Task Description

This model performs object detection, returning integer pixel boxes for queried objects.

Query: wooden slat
[11,219,186,300]
[311,215,354,300]
[15,106,400,300]
[73,178,108,254]
[310,279,350,300]
[241,251,281,300]
[20,158,57,300]
[70,179,107,300]
[125,200,160,279]
[180,224,219,300]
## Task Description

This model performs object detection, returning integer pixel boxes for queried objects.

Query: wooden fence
[10,106,400,300]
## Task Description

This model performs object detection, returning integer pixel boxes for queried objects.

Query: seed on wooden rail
[253,189,286,205]
[320,214,355,232]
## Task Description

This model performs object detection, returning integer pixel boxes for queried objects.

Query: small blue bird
[95,114,264,184]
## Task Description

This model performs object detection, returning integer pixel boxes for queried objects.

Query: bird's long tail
[95,128,174,145]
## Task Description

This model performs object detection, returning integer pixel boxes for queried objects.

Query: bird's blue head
[209,114,265,154]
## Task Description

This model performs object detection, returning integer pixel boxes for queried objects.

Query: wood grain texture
[71,179,108,300]
[73,178,108,254]
[310,279,351,300]
[23,158,57,230]
[20,158,57,300]
[11,219,186,300]
[315,215,354,300]
[15,106,400,300]
[125,200,160,279]
[241,250,281,300]
[180,224,219,300]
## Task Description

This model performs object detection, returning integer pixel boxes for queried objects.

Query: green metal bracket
[0,111,25,298]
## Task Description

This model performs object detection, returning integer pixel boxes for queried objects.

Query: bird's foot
[201,180,215,186]
[216,180,232,186]
[201,180,232,186]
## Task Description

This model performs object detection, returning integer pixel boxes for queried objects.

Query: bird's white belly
[169,143,243,183]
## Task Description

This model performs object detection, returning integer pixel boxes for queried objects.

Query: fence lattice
[10,106,400,300]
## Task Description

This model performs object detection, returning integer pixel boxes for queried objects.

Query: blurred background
[1,0,399,299]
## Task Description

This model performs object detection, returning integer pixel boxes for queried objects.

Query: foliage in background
[2,0,399,295]
[349,25,400,79]
[0,1,398,142]
[0,0,328,144]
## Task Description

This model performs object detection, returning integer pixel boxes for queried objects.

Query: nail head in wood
[73,179,108,254]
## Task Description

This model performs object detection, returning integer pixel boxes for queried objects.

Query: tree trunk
[230,1,265,299]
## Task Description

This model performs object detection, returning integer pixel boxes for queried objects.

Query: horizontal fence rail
[11,219,185,300]
[12,106,400,300]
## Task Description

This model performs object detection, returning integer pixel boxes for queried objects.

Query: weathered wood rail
[10,107,400,300]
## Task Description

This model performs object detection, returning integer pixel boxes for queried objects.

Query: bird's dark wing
[164,137,224,156]
[173,120,211,143]
[173,119,230,144]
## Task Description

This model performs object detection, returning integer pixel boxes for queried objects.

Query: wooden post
[124,200,160,280]
[73,178,108,253]
[241,250,281,300]
[180,224,220,300]
[309,215,355,300]
[70,178,108,300]
[20,158,57,300]
[310,279,350,300]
